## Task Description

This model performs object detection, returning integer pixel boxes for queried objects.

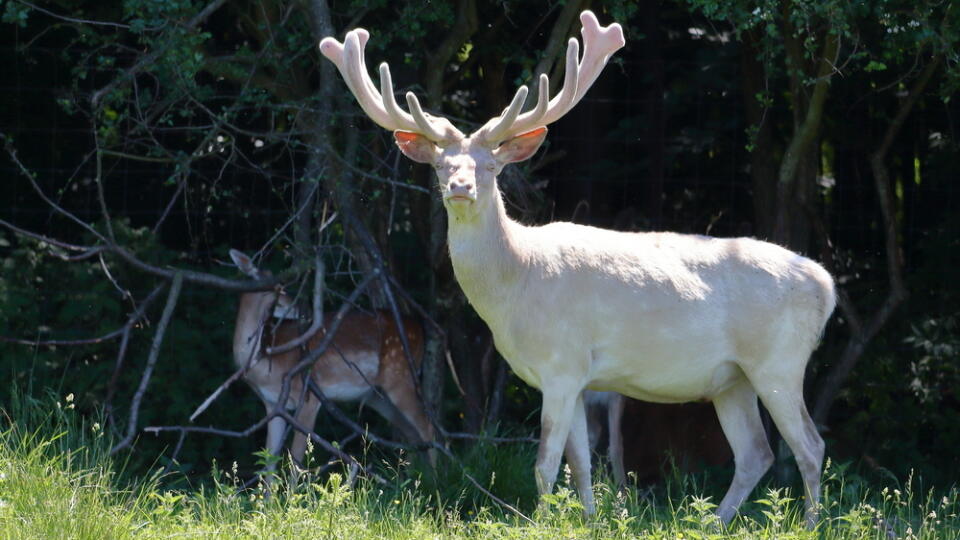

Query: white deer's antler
[475,11,625,145]
[319,30,464,144]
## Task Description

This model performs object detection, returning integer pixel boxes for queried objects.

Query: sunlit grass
[1,393,958,539]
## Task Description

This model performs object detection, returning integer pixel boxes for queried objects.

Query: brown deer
[229,249,434,477]
[320,10,834,526]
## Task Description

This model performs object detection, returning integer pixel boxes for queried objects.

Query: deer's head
[229,249,300,321]
[319,11,624,222]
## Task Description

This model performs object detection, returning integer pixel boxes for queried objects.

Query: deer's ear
[493,127,548,164]
[229,249,259,278]
[394,131,439,164]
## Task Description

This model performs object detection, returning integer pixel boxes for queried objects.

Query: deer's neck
[233,292,271,368]
[446,185,527,321]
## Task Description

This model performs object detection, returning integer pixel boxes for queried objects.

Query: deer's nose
[446,176,475,202]
[449,177,474,194]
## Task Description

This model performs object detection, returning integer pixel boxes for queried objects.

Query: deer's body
[320,10,834,526]
[235,297,425,407]
[451,209,833,402]
[231,251,434,475]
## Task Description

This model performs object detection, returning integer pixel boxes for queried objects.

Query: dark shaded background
[1,0,958,490]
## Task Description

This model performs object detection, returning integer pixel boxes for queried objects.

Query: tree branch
[104,284,167,427]
[111,272,183,455]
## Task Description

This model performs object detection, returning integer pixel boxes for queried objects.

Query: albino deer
[320,10,834,525]
[229,250,434,477]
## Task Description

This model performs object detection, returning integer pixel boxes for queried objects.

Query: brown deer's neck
[233,292,274,368]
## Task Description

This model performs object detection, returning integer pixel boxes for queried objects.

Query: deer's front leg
[535,383,579,500]
[263,410,287,486]
[563,392,596,515]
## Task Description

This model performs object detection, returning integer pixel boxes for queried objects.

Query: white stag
[319,11,835,524]
[230,250,434,478]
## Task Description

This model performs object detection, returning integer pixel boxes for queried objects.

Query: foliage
[0,222,264,478]
[3,394,960,538]
[1,0,960,502]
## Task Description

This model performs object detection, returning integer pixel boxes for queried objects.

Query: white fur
[439,157,834,523]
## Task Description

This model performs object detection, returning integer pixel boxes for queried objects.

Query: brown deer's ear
[394,131,440,164]
[492,127,548,164]
[229,249,259,278]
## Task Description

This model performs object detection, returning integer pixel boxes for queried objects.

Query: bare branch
[274,270,377,394]
[111,272,183,455]
[3,133,109,244]
[0,329,126,347]
[0,218,93,253]
[104,284,167,425]
[151,174,188,234]
[266,252,326,355]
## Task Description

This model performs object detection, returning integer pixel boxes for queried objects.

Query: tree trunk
[811,56,939,425]
[740,29,778,238]
[418,0,479,424]
[772,28,837,249]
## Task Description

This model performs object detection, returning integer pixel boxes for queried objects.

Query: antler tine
[479,85,529,143]
[321,30,394,130]
[404,92,448,142]
[475,10,625,145]
[537,38,580,127]
[353,30,380,105]
[478,37,578,144]
[377,63,418,131]
[570,10,625,107]
[321,29,461,142]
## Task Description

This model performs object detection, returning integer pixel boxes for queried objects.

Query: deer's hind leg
[713,378,774,524]
[752,372,824,529]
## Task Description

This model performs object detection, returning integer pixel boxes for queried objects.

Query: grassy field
[1,395,958,539]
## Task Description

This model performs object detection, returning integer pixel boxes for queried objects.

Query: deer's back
[485,225,835,398]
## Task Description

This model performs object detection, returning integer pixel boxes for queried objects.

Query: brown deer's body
[230,250,433,475]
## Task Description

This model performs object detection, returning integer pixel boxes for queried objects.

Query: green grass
[1,395,959,539]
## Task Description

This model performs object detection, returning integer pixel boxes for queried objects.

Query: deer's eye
[485,162,497,172]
